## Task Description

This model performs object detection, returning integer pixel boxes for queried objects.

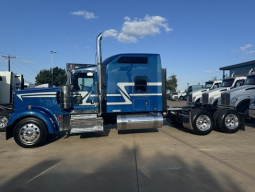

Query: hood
[223,85,255,99]
[223,85,254,94]
[191,88,209,96]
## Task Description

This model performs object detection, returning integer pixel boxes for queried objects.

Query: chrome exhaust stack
[96,33,103,116]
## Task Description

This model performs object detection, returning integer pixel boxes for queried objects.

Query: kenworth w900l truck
[201,75,246,107]
[5,34,167,148]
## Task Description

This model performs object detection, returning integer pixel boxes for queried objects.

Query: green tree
[35,67,67,86]
[166,74,178,93]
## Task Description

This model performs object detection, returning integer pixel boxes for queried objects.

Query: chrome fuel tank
[117,112,163,130]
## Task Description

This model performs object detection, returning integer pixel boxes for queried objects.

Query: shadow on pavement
[0,146,244,192]
[118,128,159,135]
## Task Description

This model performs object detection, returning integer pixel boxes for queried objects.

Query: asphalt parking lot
[1,100,255,192]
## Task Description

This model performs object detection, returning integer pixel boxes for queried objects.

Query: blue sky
[0,0,255,91]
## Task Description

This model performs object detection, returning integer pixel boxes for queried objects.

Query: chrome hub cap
[196,115,211,131]
[0,116,8,128]
[19,123,40,145]
[224,114,238,129]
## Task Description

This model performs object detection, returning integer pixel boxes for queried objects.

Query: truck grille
[221,93,230,105]
[188,93,192,102]
[202,93,209,104]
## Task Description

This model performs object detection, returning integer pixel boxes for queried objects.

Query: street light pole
[50,51,57,86]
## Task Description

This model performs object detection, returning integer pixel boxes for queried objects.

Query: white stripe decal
[17,92,57,101]
[107,82,162,105]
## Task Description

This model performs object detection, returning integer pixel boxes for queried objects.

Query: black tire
[217,109,241,133]
[191,110,214,135]
[168,116,183,127]
[213,108,228,131]
[0,110,12,132]
[13,118,48,148]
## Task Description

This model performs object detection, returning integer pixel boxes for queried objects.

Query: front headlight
[231,98,238,104]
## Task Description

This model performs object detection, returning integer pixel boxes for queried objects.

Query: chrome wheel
[224,114,239,130]
[195,115,211,131]
[19,123,41,145]
[0,116,8,128]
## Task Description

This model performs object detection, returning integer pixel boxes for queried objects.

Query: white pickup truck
[201,76,246,106]
[187,80,222,106]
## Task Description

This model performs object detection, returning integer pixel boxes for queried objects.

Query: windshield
[221,79,234,87]
[244,75,255,85]
[204,82,213,88]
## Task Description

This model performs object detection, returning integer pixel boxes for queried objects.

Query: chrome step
[70,114,103,134]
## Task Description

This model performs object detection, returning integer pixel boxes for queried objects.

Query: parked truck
[0,71,24,131]
[5,34,168,148]
[187,79,222,106]
[218,71,255,121]
[201,75,246,107]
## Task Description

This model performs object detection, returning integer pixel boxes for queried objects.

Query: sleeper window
[135,77,147,92]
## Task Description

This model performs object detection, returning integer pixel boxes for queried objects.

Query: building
[220,60,255,78]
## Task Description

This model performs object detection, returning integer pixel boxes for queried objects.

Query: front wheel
[191,110,214,135]
[13,118,48,148]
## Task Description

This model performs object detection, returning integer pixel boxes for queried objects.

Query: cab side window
[74,73,94,91]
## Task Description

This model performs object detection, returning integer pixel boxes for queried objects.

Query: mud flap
[239,113,245,131]
[6,125,14,140]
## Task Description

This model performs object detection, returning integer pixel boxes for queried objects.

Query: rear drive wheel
[213,108,228,131]
[168,116,183,127]
[217,109,240,133]
[192,110,213,135]
[14,118,48,148]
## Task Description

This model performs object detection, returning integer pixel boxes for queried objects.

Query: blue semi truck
[5,34,246,148]
[5,34,167,147]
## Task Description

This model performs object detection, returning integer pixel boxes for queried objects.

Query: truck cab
[201,76,246,106]
[187,80,222,106]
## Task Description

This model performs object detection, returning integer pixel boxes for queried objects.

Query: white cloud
[240,44,252,51]
[71,10,97,19]
[103,15,172,43]
[103,29,118,38]
[247,50,255,54]
[118,33,137,43]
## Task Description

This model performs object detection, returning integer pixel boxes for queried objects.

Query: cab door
[72,72,98,113]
